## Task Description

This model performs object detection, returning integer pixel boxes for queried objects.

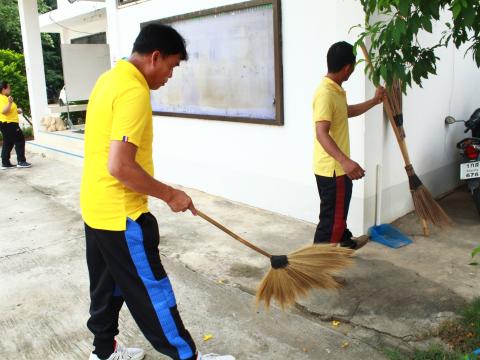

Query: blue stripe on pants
[125,218,194,359]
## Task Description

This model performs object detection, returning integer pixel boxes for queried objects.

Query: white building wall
[109,0,369,235]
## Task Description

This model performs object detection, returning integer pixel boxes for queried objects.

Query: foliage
[0,0,63,102]
[61,110,86,126]
[0,49,30,116]
[471,246,480,265]
[385,345,463,360]
[437,298,480,355]
[21,125,34,139]
[355,0,480,92]
[384,298,480,359]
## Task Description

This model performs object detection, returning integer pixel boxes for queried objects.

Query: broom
[196,210,354,309]
[360,43,452,233]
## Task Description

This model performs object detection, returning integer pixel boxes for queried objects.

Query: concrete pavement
[1,152,478,359]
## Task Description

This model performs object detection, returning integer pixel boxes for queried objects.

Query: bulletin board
[143,0,283,125]
[60,44,110,101]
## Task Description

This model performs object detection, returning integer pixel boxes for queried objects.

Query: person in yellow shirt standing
[312,41,384,248]
[0,81,31,169]
[81,24,234,360]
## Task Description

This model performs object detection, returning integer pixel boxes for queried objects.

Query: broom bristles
[256,245,354,309]
[405,165,453,227]
[412,184,453,227]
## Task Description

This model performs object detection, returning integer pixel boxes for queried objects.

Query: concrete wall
[107,0,369,234]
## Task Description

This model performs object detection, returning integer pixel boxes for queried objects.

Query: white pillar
[17,0,49,134]
[105,0,120,68]
[60,29,71,45]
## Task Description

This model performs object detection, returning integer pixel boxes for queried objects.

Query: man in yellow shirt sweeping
[81,24,234,360]
[312,41,385,248]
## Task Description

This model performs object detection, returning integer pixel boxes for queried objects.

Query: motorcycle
[445,109,480,215]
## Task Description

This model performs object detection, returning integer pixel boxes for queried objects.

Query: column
[17,0,49,134]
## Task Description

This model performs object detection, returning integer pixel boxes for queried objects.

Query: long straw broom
[360,43,452,233]
[196,210,354,309]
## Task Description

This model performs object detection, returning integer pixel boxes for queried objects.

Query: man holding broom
[80,24,234,360]
[312,41,385,249]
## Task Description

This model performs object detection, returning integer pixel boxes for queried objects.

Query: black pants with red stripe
[313,174,355,246]
[85,212,197,360]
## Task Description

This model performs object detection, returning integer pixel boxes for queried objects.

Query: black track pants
[85,212,197,360]
[0,122,26,165]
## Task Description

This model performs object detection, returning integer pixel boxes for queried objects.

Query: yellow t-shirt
[312,77,350,177]
[0,94,19,123]
[80,60,153,231]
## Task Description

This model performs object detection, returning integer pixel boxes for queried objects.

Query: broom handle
[196,210,272,258]
[359,43,412,166]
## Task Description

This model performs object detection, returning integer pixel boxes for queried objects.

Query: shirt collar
[323,76,346,95]
[116,60,149,90]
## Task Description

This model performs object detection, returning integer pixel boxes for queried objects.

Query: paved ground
[0,152,478,359]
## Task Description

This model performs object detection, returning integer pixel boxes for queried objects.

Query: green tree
[355,0,480,91]
[0,0,62,102]
[0,50,30,117]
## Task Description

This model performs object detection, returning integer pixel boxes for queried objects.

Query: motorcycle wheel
[473,188,480,216]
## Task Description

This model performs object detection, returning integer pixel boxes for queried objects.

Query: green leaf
[399,0,410,16]
[452,3,462,19]
[472,246,480,258]
[422,17,433,33]
[380,64,388,82]
[464,9,475,27]
[397,18,407,35]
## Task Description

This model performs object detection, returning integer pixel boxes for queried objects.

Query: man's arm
[108,140,196,214]
[347,86,385,118]
[315,121,365,180]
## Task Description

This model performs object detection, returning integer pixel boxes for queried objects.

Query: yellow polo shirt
[312,77,350,177]
[0,94,19,123]
[80,60,153,231]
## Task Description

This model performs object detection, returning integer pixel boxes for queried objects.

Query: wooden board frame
[143,0,284,126]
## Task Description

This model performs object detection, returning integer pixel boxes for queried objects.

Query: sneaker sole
[17,165,32,168]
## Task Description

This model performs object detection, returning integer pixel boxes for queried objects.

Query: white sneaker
[89,342,145,360]
[198,352,235,360]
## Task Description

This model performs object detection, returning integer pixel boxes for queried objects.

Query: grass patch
[385,345,464,360]
[439,298,480,354]
[385,298,480,360]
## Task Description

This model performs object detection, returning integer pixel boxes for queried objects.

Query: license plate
[460,161,480,180]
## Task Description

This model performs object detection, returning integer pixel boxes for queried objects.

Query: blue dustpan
[368,224,413,248]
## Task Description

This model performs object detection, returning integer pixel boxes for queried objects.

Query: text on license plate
[460,161,480,180]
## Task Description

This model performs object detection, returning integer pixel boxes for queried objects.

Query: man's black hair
[327,41,355,73]
[0,81,9,90]
[132,23,188,61]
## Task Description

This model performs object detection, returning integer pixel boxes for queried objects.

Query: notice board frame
[142,0,284,126]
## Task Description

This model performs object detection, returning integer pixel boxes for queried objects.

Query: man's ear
[345,63,354,73]
[342,63,354,78]
[151,50,162,66]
